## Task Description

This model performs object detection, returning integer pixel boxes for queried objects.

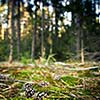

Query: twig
[64,66,100,71]
[0,94,7,100]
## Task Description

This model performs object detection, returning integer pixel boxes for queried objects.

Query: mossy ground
[0,62,100,100]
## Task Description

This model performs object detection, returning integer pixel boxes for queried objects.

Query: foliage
[21,57,32,64]
[0,40,9,61]
[0,0,100,62]
[45,54,56,65]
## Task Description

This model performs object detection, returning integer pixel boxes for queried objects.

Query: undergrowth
[0,62,100,100]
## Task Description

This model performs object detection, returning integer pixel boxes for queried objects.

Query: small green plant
[21,57,36,65]
[21,57,28,64]
[45,54,56,65]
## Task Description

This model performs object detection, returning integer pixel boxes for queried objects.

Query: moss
[61,75,78,86]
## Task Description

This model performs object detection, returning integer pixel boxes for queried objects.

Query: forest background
[0,0,100,63]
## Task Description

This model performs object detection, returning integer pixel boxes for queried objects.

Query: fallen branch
[0,94,7,100]
[0,83,9,89]
[64,66,100,71]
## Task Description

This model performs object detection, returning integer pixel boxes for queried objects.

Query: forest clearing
[0,0,100,99]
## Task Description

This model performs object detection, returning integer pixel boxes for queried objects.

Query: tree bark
[41,3,45,57]
[76,30,80,59]
[8,0,15,63]
[17,0,21,60]
[80,30,84,63]
[31,6,37,59]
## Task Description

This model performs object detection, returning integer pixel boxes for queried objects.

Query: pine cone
[23,83,35,98]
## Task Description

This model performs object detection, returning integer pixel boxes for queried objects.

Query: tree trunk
[76,30,80,59]
[8,0,15,63]
[74,14,81,60]
[54,7,59,49]
[41,3,45,57]
[55,8,58,38]
[17,0,21,60]
[31,7,37,59]
[80,30,84,63]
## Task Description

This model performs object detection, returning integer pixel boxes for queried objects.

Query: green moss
[12,70,33,80]
[61,75,78,86]
[32,74,44,81]
[8,97,33,100]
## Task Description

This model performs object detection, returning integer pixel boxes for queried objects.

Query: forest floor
[0,61,100,100]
